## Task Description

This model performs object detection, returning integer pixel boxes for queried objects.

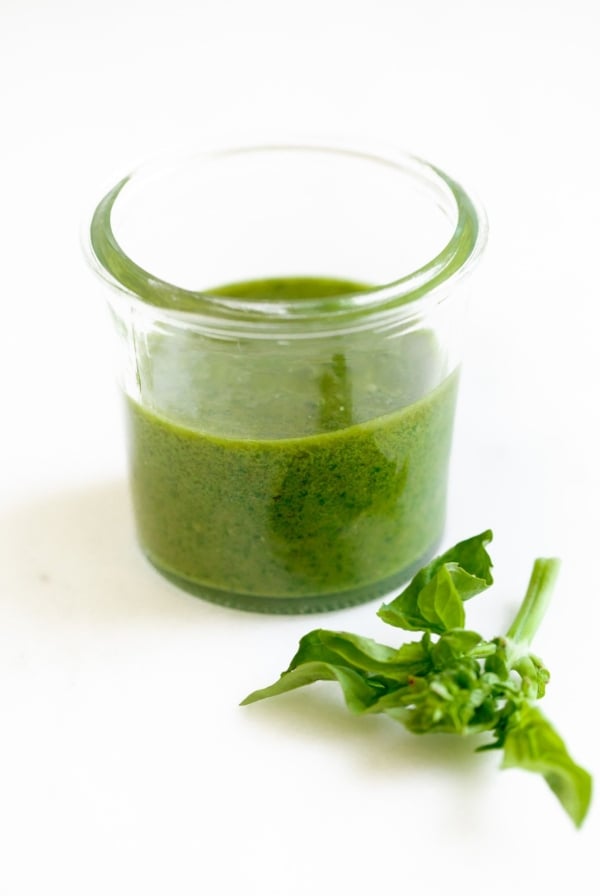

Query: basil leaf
[376,663,498,736]
[416,564,466,632]
[501,705,593,828]
[431,629,486,667]
[288,629,430,681]
[378,530,494,633]
[444,529,494,585]
[240,661,383,713]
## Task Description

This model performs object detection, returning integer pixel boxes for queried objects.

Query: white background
[1,1,599,893]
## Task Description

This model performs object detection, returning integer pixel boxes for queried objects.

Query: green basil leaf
[240,661,383,713]
[501,705,593,828]
[379,675,482,735]
[431,629,486,667]
[288,629,431,680]
[416,565,466,632]
[378,530,494,633]
[445,530,495,586]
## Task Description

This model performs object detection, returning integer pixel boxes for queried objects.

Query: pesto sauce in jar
[126,277,459,613]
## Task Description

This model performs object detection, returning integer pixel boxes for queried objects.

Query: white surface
[1,1,598,893]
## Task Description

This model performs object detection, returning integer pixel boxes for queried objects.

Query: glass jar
[87,142,487,613]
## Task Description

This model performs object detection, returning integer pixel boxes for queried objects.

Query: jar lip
[87,141,488,330]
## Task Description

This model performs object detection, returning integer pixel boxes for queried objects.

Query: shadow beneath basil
[245,684,491,767]
[241,681,495,831]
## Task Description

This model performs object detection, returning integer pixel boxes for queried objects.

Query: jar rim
[87,142,487,331]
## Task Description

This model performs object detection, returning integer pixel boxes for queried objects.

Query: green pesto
[126,277,459,613]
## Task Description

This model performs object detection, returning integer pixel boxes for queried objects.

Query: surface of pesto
[126,277,459,613]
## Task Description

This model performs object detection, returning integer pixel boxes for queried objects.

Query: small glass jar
[87,142,487,613]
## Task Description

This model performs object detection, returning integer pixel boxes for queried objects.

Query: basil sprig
[242,531,592,827]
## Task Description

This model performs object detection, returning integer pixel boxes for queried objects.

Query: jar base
[141,538,443,615]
